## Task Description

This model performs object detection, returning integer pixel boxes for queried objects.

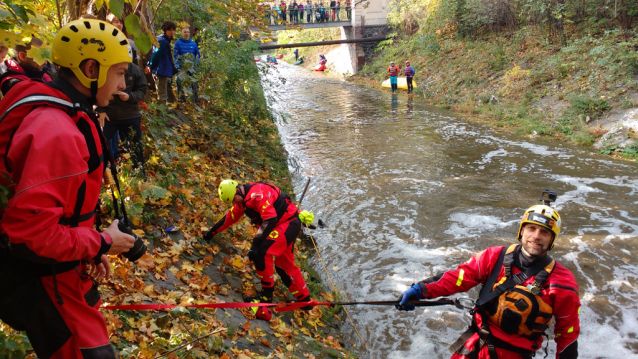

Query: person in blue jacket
[145,21,178,105]
[173,27,201,104]
[404,60,415,94]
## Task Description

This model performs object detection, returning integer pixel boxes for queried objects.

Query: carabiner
[454,297,475,310]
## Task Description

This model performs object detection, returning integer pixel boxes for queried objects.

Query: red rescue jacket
[0,79,110,272]
[209,182,298,241]
[0,58,52,95]
[422,245,580,357]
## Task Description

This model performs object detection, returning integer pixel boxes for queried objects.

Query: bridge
[256,0,392,74]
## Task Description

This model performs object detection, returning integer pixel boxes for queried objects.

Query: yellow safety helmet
[517,205,561,249]
[52,19,132,89]
[218,179,239,204]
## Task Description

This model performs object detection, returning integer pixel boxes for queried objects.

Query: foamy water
[260,61,638,358]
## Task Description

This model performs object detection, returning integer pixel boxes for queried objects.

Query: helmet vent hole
[119,40,128,45]
[112,29,119,36]
[61,36,70,42]
[84,21,91,29]
[70,25,78,33]
[541,209,546,214]
[100,22,105,30]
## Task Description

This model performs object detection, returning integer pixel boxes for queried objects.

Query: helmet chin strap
[89,80,98,105]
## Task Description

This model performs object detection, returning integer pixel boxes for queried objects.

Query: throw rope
[303,222,369,352]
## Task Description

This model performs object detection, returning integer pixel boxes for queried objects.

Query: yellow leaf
[26,44,51,66]
[132,229,145,237]
[0,30,26,48]
[182,263,195,272]
[231,256,244,268]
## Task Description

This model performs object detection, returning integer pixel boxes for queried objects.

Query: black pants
[406,76,413,93]
[103,117,144,168]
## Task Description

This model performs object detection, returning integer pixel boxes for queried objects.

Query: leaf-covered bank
[0,33,357,359]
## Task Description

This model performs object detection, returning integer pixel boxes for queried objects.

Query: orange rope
[304,223,369,352]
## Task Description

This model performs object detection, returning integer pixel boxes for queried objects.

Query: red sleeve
[1,108,103,262]
[423,246,505,299]
[210,203,245,234]
[244,184,278,221]
[550,267,581,356]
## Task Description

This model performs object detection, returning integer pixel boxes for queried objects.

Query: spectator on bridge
[305,1,313,22]
[315,3,322,22]
[264,4,271,25]
[346,0,351,19]
[330,0,336,21]
[299,3,305,23]
[291,1,297,24]
[280,2,287,22]
[320,3,327,22]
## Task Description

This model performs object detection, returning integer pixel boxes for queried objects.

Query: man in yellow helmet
[204,180,311,321]
[0,19,137,358]
[397,194,580,359]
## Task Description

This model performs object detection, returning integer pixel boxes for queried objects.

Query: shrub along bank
[352,26,638,158]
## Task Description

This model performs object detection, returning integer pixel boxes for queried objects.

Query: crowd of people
[0,14,581,359]
[262,0,352,25]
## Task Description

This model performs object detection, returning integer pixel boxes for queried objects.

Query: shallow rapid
[262,61,638,358]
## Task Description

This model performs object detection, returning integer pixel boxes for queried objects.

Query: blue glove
[396,283,424,311]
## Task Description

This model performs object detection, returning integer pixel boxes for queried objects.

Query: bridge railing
[262,5,352,26]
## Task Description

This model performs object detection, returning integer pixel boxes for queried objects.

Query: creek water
[262,61,638,358]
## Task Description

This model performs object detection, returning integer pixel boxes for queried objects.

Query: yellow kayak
[382,76,417,90]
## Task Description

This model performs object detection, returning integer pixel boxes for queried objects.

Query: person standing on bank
[173,27,201,104]
[0,19,136,358]
[387,61,400,93]
[203,180,311,321]
[397,195,580,359]
[403,60,415,94]
[145,21,178,105]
